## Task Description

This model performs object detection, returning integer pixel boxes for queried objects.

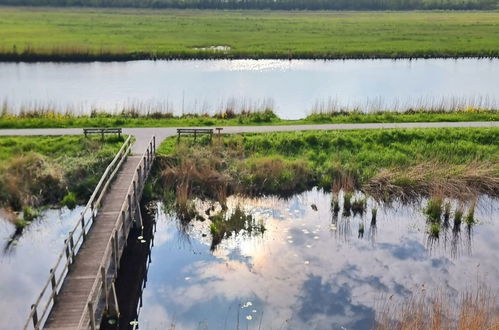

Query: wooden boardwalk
[24,136,156,330]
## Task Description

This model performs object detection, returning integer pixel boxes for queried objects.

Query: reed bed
[1,101,497,128]
[153,127,499,209]
[375,284,499,330]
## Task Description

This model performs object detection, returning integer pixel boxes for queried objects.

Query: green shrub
[62,192,77,209]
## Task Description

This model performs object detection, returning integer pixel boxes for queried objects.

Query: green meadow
[1,7,499,60]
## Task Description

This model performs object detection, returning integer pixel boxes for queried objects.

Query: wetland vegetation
[153,127,499,206]
[0,107,497,129]
[0,135,123,226]
[1,8,499,61]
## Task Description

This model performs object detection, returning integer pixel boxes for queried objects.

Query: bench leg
[177,133,180,143]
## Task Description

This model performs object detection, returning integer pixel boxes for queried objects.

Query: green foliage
[454,209,464,227]
[1,9,499,61]
[209,205,265,249]
[425,198,443,222]
[61,192,77,209]
[157,127,499,200]
[0,110,497,129]
[428,222,441,238]
[0,136,123,210]
[1,0,497,10]
[464,206,476,226]
[371,208,377,225]
[343,193,353,215]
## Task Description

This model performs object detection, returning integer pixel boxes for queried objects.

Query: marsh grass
[209,204,265,250]
[156,128,499,205]
[0,135,123,211]
[0,102,498,129]
[375,284,499,330]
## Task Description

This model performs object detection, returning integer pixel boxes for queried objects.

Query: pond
[1,59,499,119]
[112,190,499,329]
[0,207,83,329]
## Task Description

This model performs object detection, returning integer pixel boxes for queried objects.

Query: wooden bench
[83,128,122,139]
[177,128,214,142]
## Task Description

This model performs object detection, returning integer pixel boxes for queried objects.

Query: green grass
[0,135,124,211]
[156,127,499,200]
[0,109,497,128]
[1,8,499,60]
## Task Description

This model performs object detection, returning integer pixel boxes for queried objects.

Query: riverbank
[0,135,123,223]
[152,128,499,209]
[0,109,497,128]
[1,8,499,61]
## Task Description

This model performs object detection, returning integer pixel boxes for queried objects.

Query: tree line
[1,0,498,10]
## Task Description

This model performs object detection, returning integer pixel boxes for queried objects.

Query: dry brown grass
[365,162,499,202]
[376,285,499,330]
[0,153,63,210]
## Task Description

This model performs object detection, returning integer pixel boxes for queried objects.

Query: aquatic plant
[428,222,441,238]
[358,223,365,238]
[209,205,266,250]
[331,196,340,215]
[454,209,463,228]
[351,197,367,216]
[464,205,476,226]
[62,192,77,210]
[443,202,451,226]
[375,284,499,330]
[343,192,353,216]
[371,208,377,225]
[424,197,443,222]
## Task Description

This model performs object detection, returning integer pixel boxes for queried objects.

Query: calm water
[114,190,499,329]
[0,207,82,329]
[2,59,499,119]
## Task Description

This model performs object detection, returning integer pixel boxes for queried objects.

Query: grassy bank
[0,135,123,219]
[0,109,497,128]
[1,8,499,61]
[153,128,499,208]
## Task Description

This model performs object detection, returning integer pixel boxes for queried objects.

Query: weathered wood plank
[44,155,145,329]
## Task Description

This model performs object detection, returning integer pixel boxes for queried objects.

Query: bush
[62,192,77,209]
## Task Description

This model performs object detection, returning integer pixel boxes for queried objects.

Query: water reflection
[115,190,499,329]
[0,207,83,329]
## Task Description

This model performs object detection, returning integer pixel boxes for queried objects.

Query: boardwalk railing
[77,136,156,330]
[23,136,134,330]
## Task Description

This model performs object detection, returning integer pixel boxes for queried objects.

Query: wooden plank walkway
[22,135,156,330]
[44,156,143,329]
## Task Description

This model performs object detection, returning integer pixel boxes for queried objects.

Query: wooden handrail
[77,136,156,330]
[22,136,133,330]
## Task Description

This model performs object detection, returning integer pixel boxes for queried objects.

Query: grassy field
[155,127,499,204]
[1,7,499,60]
[0,110,497,128]
[0,135,123,215]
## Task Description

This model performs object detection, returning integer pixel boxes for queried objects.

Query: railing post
[88,301,96,330]
[114,230,119,272]
[122,210,127,242]
[128,194,132,223]
[153,136,156,153]
[31,304,38,329]
[64,238,70,261]
[69,234,75,260]
[81,216,86,240]
[50,268,57,300]
[112,282,120,317]
[137,167,141,190]
[101,266,108,312]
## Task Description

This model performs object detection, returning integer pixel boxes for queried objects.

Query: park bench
[177,128,214,142]
[83,128,122,139]
[176,128,224,142]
